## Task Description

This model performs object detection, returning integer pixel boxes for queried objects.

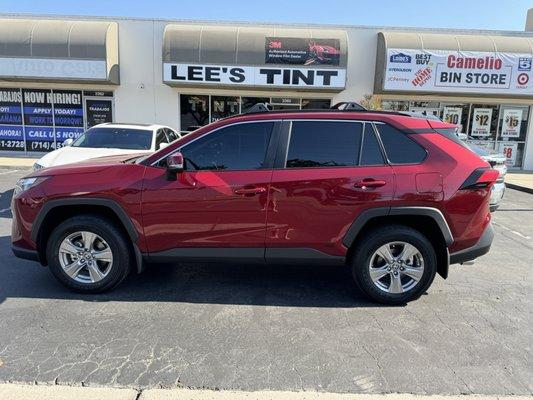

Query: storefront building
[1,13,532,169]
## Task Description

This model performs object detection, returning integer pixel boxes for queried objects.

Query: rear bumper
[11,245,39,262]
[450,223,494,265]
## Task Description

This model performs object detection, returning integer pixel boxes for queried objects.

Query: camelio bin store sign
[163,64,346,89]
[384,48,532,95]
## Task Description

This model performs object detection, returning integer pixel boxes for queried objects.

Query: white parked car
[458,134,507,212]
[33,123,180,170]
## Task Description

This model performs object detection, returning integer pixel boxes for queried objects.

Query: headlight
[14,177,48,195]
[32,163,44,171]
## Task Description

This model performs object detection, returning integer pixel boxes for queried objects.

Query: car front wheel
[46,215,131,293]
[351,225,437,305]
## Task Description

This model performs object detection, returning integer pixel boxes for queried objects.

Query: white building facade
[0,13,532,169]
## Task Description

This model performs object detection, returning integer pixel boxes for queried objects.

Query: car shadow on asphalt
[0,235,387,308]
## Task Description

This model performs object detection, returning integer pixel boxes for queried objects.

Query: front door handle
[234,186,267,196]
[354,179,386,189]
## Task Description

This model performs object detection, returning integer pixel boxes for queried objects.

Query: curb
[1,384,532,400]
[506,183,533,195]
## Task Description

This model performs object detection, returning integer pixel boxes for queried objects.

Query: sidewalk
[0,384,531,400]
[506,171,533,194]
[0,157,37,169]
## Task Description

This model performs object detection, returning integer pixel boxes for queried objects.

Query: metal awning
[163,24,348,66]
[0,18,119,83]
[162,24,348,90]
[375,31,533,97]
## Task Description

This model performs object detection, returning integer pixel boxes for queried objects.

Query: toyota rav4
[11,108,498,304]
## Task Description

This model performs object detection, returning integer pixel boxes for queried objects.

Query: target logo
[517,73,529,85]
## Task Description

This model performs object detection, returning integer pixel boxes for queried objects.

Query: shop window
[468,104,499,141]
[496,105,530,168]
[382,100,409,112]
[241,97,270,113]
[270,97,300,110]
[301,99,331,109]
[180,95,209,134]
[210,96,240,122]
[440,103,469,134]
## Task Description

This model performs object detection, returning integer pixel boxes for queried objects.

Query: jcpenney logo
[163,63,346,89]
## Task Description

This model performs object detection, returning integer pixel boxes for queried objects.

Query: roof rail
[330,102,367,111]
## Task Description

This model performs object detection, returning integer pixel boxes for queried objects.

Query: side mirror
[166,152,184,180]
[63,138,74,147]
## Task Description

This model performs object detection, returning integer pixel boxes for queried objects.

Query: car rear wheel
[46,215,131,293]
[351,225,437,305]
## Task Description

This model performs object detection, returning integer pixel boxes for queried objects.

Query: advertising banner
[265,37,340,66]
[500,109,523,138]
[22,89,55,152]
[163,63,346,89]
[0,88,24,151]
[383,48,532,95]
[470,108,493,137]
[499,142,518,167]
[442,106,463,125]
[0,88,114,153]
[86,99,113,128]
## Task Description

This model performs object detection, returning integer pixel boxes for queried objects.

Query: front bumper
[450,223,494,265]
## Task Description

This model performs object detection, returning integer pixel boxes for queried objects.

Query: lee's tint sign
[383,48,532,95]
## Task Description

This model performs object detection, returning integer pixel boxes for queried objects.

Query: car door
[142,120,279,259]
[265,120,395,261]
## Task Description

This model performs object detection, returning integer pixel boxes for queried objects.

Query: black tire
[350,224,437,305]
[46,215,131,293]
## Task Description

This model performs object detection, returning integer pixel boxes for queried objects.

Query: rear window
[286,121,362,168]
[375,124,426,164]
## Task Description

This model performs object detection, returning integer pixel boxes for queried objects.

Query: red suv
[11,109,498,304]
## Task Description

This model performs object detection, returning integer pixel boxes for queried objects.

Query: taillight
[459,168,500,190]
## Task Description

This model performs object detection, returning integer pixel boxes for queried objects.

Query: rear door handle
[234,186,267,195]
[354,179,386,189]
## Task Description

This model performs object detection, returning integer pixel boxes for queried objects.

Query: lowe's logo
[390,53,412,63]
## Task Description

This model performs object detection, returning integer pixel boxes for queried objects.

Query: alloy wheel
[58,231,113,284]
[368,241,424,294]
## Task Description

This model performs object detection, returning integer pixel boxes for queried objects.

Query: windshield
[72,127,153,150]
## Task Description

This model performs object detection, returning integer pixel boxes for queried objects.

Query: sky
[0,0,532,31]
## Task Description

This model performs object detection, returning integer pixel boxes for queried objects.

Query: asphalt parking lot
[0,168,531,395]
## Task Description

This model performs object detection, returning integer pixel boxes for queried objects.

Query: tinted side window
[375,124,426,164]
[181,122,273,171]
[361,124,385,165]
[166,128,179,142]
[286,121,362,168]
